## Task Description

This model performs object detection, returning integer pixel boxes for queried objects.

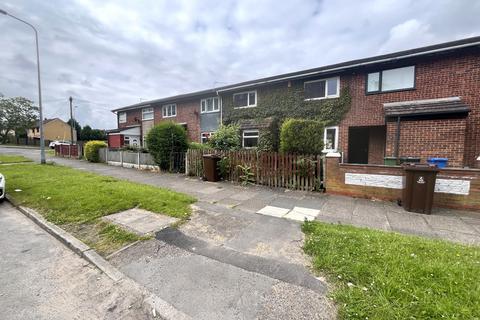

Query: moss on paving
[302,221,480,320]
[2,163,195,255]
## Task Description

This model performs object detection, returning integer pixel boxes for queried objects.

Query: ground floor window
[201,132,214,144]
[323,126,338,152]
[242,130,259,148]
[124,136,130,146]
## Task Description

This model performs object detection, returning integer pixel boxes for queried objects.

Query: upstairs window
[323,126,339,152]
[367,66,415,93]
[162,104,176,118]
[119,112,126,123]
[242,130,259,148]
[142,107,154,120]
[233,91,257,108]
[201,97,220,113]
[304,77,339,100]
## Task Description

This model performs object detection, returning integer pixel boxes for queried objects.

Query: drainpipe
[217,91,223,125]
[395,116,401,165]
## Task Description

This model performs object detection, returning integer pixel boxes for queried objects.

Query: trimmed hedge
[146,122,188,170]
[279,119,324,154]
[84,140,107,162]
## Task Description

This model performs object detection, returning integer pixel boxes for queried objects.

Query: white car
[0,173,5,202]
[49,140,71,149]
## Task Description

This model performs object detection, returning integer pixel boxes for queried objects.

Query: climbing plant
[221,81,351,151]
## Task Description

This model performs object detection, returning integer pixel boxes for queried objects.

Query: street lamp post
[0,9,46,164]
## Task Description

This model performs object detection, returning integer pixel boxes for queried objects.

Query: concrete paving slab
[103,208,178,235]
[423,214,478,234]
[267,196,297,210]
[284,211,316,222]
[386,210,434,235]
[230,190,258,201]
[257,205,290,218]
[291,206,320,217]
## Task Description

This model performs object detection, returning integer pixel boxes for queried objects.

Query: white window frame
[142,107,154,120]
[242,130,259,149]
[304,76,340,101]
[201,132,214,144]
[201,97,220,113]
[118,112,127,123]
[233,90,257,109]
[323,126,339,152]
[162,104,176,118]
[124,136,130,146]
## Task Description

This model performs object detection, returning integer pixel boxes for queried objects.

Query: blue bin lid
[427,158,448,161]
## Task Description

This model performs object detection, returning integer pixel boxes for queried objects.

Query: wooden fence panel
[185,149,325,191]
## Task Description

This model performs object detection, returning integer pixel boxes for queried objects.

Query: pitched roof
[112,36,480,113]
[383,97,470,117]
[34,118,65,127]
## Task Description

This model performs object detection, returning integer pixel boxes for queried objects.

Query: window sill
[304,95,339,101]
[142,118,154,121]
[162,115,176,118]
[365,87,415,95]
[322,149,337,153]
[234,105,257,109]
[200,110,220,114]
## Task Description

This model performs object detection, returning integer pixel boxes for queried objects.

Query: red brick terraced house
[109,36,480,168]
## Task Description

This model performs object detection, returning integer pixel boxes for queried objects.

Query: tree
[146,122,188,170]
[90,129,106,140]
[67,118,82,141]
[80,125,93,141]
[0,97,38,143]
[207,124,241,151]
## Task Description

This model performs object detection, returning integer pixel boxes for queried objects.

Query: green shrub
[279,119,324,154]
[146,122,188,170]
[217,157,231,179]
[208,124,240,151]
[84,140,107,162]
[189,142,210,150]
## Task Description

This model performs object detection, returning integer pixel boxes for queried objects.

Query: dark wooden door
[348,127,369,164]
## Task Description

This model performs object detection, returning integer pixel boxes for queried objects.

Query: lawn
[302,221,480,319]
[2,163,196,255]
[0,154,32,164]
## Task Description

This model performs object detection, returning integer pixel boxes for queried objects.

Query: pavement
[2,146,480,319]
[2,146,479,246]
[0,201,154,320]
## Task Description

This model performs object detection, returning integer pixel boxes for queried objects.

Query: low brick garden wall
[325,155,480,211]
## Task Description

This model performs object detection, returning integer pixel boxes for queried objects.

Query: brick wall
[154,99,201,142]
[385,118,467,167]
[339,50,480,167]
[325,155,480,212]
[368,126,386,164]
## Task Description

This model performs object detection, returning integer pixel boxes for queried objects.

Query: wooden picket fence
[186,149,324,191]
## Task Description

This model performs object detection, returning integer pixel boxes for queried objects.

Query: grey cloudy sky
[1,0,479,129]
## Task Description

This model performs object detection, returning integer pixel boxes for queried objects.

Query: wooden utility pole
[69,96,74,143]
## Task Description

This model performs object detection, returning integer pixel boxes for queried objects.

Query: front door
[348,127,369,164]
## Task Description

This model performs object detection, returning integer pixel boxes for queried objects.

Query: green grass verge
[0,154,33,164]
[302,221,480,320]
[2,163,195,255]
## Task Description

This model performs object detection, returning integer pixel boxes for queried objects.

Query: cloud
[0,0,478,129]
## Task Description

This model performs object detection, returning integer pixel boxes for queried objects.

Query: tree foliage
[279,119,324,154]
[67,118,82,141]
[207,124,241,151]
[0,97,38,143]
[146,122,188,170]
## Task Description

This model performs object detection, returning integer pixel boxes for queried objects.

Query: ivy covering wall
[221,80,351,151]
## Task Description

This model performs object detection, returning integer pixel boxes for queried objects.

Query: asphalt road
[0,201,153,320]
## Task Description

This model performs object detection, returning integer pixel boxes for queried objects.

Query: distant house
[28,118,76,142]
[110,36,480,168]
